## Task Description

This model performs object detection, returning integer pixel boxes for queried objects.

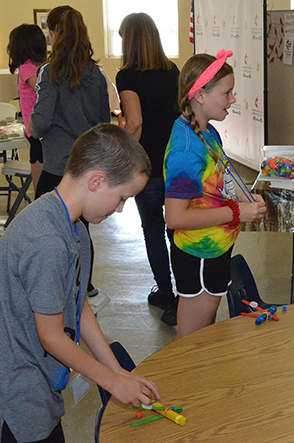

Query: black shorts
[171,242,233,297]
[27,136,43,164]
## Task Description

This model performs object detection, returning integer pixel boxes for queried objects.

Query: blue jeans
[135,177,173,296]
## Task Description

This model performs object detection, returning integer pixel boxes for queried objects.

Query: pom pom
[261,157,294,179]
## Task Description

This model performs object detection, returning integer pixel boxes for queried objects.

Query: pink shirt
[18,61,39,138]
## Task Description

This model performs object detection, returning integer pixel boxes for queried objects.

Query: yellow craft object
[151,402,186,426]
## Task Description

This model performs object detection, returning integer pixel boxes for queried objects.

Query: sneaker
[88,288,99,298]
[160,296,179,326]
[148,285,175,311]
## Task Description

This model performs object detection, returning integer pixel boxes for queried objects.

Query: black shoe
[148,286,175,310]
[160,296,179,326]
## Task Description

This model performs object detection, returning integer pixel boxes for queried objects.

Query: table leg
[291,234,294,304]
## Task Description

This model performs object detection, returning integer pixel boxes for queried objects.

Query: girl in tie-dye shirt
[163,51,266,339]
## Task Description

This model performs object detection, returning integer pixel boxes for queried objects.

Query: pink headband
[188,49,233,101]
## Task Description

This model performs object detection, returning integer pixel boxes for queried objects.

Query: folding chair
[226,254,278,318]
[94,342,136,443]
[2,160,32,228]
[0,102,32,226]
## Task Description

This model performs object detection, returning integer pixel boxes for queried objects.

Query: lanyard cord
[54,187,81,345]
[218,147,256,203]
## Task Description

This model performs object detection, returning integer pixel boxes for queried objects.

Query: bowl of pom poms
[261,157,294,179]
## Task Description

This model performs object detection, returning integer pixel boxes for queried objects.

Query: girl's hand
[236,191,264,204]
[109,372,160,407]
[251,193,265,204]
[239,197,266,223]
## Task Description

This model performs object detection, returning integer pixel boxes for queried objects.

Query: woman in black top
[116,13,180,325]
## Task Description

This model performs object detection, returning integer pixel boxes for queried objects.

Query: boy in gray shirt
[0,123,160,443]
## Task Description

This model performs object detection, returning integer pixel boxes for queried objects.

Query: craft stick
[134,406,183,413]
[151,402,186,426]
[155,407,183,413]
[241,300,279,321]
[241,312,260,318]
[131,415,164,427]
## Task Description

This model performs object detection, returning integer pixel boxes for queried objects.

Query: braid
[180,97,219,164]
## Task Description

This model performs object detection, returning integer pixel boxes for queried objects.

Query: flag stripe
[189,1,194,44]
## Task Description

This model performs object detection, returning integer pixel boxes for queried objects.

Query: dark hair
[47,5,73,31]
[48,9,97,93]
[119,13,172,71]
[179,53,234,162]
[7,24,47,74]
[66,124,152,186]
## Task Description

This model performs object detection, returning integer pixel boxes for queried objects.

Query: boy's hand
[239,195,266,223]
[109,372,160,407]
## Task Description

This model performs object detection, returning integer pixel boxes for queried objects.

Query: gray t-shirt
[31,61,111,176]
[0,193,91,441]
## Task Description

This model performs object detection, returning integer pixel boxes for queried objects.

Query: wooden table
[100,306,294,443]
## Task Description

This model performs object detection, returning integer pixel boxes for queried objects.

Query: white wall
[0,0,193,103]
[268,0,290,9]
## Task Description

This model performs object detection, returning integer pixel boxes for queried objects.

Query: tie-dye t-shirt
[164,116,240,259]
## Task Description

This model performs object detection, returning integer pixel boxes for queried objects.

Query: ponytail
[48,9,98,93]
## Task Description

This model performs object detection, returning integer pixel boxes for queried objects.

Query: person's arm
[119,90,142,141]
[80,300,159,387]
[30,65,58,139]
[34,300,160,407]
[165,196,267,230]
[100,69,121,116]
[27,76,37,90]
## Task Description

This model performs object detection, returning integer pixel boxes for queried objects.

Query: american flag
[189,0,194,44]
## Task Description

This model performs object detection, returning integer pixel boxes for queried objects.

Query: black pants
[1,421,65,443]
[135,177,174,295]
[35,170,95,292]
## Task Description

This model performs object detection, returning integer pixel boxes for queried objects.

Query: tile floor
[0,149,292,443]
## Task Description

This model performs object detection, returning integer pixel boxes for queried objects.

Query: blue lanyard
[54,187,81,345]
[218,147,256,203]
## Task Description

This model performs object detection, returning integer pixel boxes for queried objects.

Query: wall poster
[194,0,266,170]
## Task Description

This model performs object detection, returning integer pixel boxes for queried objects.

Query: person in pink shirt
[7,24,47,192]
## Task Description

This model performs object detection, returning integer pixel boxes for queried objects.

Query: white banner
[194,0,265,170]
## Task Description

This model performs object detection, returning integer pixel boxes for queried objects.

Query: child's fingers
[149,382,161,400]
[135,382,160,407]
[132,397,143,408]
[252,193,265,204]
[127,373,160,400]
[141,380,161,401]
[239,202,266,223]
[136,386,158,406]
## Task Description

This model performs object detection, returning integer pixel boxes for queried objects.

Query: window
[103,0,179,58]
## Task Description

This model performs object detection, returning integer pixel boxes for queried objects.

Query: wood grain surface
[100,306,294,442]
